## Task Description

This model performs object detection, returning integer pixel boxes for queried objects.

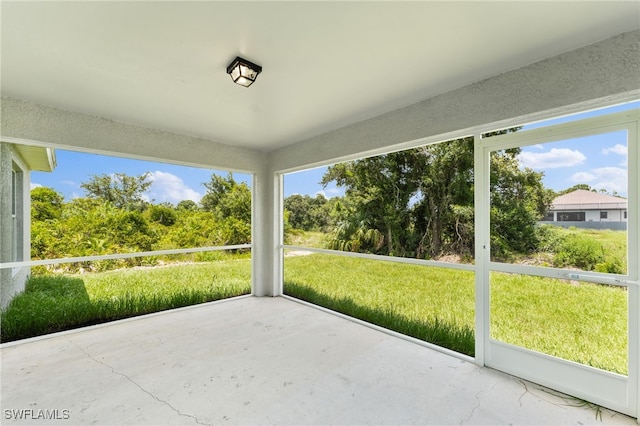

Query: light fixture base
[226,56,262,87]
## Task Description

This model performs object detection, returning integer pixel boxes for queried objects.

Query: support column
[251,164,283,296]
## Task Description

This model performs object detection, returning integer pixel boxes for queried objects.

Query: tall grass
[1,260,251,343]
[284,253,628,375]
[536,225,627,273]
[491,272,627,374]
[287,283,475,355]
[285,254,476,356]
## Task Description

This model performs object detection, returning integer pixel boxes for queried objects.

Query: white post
[473,132,489,367]
[251,165,283,296]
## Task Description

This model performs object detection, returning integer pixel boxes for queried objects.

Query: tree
[555,184,620,198]
[285,194,312,230]
[411,138,475,258]
[556,184,594,196]
[106,209,157,251]
[201,174,250,221]
[200,173,252,244]
[489,148,554,259]
[80,172,151,211]
[148,204,177,226]
[284,194,333,231]
[322,150,420,256]
[31,186,64,221]
[322,131,552,260]
[177,200,198,211]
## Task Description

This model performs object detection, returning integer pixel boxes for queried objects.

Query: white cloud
[602,144,628,166]
[602,144,627,156]
[146,171,201,204]
[315,187,344,199]
[518,148,586,169]
[30,182,42,190]
[571,171,595,182]
[571,166,627,194]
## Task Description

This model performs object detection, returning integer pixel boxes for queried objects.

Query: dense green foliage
[81,172,152,211]
[536,225,627,273]
[285,194,330,231]
[31,186,64,221]
[201,173,251,221]
[0,259,251,342]
[557,183,622,197]
[320,135,554,260]
[489,148,555,260]
[31,173,252,273]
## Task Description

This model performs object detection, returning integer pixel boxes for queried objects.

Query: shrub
[553,234,605,271]
[534,224,566,253]
[195,251,226,262]
[595,258,625,274]
[148,205,177,226]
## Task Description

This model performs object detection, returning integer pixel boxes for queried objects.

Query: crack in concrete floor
[459,377,507,425]
[67,337,211,426]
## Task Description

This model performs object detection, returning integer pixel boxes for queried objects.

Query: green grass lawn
[285,230,327,248]
[285,253,628,375]
[2,228,629,376]
[0,259,251,343]
[491,272,627,374]
[285,254,476,355]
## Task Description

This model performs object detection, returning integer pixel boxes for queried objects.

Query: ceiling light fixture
[226,56,262,87]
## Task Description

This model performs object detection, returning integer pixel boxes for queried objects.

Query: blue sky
[31,151,341,204]
[517,130,628,196]
[32,153,250,204]
[516,102,637,197]
[32,101,637,204]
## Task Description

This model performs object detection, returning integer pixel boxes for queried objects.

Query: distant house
[1,142,56,309]
[543,189,628,228]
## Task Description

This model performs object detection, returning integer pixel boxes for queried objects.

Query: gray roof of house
[551,189,627,210]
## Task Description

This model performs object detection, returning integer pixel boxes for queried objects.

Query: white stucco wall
[0,143,31,309]
[550,209,628,222]
[586,209,628,222]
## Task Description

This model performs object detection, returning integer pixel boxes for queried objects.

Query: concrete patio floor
[1,296,636,425]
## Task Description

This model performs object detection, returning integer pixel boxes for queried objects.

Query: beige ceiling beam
[0,97,265,173]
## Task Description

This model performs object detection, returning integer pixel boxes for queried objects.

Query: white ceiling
[2,1,639,152]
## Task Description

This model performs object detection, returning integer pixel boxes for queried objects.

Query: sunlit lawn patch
[284,253,627,375]
[491,272,627,375]
[0,259,251,343]
[285,254,476,356]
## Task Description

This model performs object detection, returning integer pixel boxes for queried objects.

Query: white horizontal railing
[489,261,634,288]
[282,245,475,271]
[282,245,636,287]
[0,244,252,270]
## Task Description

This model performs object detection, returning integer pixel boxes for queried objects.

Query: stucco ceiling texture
[1,1,639,151]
